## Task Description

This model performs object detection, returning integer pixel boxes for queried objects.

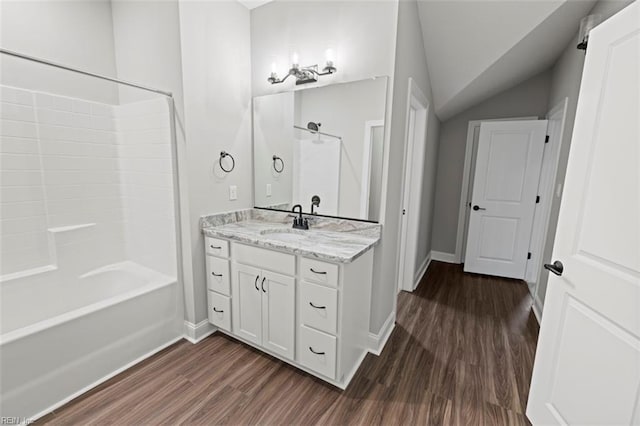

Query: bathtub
[0,261,183,421]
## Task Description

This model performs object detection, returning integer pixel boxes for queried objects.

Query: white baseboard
[413,253,431,290]
[368,310,396,356]
[183,319,216,344]
[430,251,458,264]
[32,336,183,422]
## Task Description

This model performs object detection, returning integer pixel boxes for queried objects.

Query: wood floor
[37,261,539,425]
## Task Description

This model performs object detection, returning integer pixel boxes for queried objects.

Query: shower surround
[0,84,183,420]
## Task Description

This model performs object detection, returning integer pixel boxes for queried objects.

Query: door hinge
[527,252,532,260]
[545,135,550,143]
[536,195,540,204]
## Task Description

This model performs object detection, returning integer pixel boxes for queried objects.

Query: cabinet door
[231,263,262,345]
[261,270,295,360]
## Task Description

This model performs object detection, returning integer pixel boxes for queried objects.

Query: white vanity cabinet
[204,236,375,389]
[231,263,295,359]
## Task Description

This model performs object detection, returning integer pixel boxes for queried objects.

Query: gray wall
[431,70,552,254]
[373,0,440,331]
[534,0,634,309]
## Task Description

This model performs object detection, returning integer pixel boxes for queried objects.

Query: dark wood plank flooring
[38,261,539,425]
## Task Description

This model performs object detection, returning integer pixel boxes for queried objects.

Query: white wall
[383,0,440,325]
[250,1,398,98]
[179,0,253,323]
[0,0,118,104]
[534,0,634,310]
[251,0,398,334]
[431,70,552,255]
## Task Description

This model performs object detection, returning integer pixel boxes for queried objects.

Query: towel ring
[272,155,284,173]
[219,151,235,173]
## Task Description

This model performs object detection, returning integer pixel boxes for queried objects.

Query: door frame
[397,78,429,293]
[529,98,568,317]
[454,116,538,263]
[360,120,385,219]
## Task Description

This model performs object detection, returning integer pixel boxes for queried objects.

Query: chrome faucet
[291,204,309,230]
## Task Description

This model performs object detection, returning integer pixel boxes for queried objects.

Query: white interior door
[397,78,429,292]
[527,3,640,424]
[464,120,547,279]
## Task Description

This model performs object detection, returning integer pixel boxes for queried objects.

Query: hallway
[38,261,538,425]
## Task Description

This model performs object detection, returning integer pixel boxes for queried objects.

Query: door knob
[472,205,486,211]
[544,260,564,276]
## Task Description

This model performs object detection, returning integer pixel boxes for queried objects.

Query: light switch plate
[266,184,272,197]
[229,185,237,200]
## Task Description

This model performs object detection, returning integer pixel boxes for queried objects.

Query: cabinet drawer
[206,255,230,295]
[233,243,295,276]
[300,281,338,335]
[208,291,231,332]
[298,325,337,380]
[300,258,339,287]
[205,236,229,258]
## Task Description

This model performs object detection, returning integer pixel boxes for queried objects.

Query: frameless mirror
[253,77,388,222]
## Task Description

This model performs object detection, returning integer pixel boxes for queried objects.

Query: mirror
[253,77,388,222]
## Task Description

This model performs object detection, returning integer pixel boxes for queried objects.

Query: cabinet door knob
[261,277,266,293]
[310,268,327,275]
[309,302,326,309]
[213,307,224,313]
[309,346,325,355]
[255,275,260,291]
[210,245,222,249]
[211,272,223,277]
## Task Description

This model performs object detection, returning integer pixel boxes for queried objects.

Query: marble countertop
[202,219,380,263]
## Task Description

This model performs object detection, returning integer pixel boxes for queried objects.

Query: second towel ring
[219,151,235,173]
[272,155,284,173]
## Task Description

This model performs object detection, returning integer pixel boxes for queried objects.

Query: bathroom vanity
[200,209,380,389]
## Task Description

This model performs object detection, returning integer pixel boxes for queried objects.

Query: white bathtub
[0,261,183,420]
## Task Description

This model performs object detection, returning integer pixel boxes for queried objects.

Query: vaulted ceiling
[417,0,597,120]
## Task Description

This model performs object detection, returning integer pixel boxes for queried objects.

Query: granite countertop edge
[202,226,380,264]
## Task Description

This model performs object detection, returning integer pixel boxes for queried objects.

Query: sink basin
[260,229,309,243]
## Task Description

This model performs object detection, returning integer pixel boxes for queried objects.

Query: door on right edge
[464,120,547,279]
[527,2,640,424]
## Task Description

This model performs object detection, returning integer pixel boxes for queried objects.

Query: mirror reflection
[253,77,388,222]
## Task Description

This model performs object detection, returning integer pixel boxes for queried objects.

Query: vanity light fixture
[268,49,337,85]
[577,14,602,50]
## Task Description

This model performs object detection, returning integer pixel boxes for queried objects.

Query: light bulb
[325,48,335,64]
[291,52,299,66]
[271,62,277,74]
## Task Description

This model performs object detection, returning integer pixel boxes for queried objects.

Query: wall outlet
[266,184,272,197]
[229,185,237,201]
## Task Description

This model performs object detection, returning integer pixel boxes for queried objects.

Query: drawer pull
[310,268,327,275]
[309,302,326,309]
[211,272,223,277]
[261,277,266,293]
[255,275,260,291]
[210,245,222,249]
[213,307,224,313]
[309,346,325,355]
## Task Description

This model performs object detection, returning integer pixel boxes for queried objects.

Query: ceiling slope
[417,0,597,120]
